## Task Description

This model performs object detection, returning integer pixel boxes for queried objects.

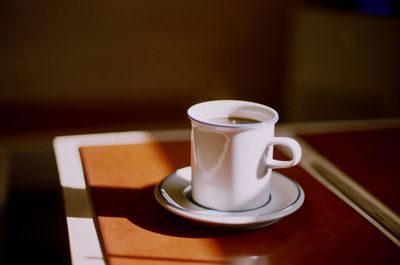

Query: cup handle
[265,137,302,169]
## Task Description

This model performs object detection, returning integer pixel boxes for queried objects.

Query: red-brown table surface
[79,139,399,265]
[299,127,400,214]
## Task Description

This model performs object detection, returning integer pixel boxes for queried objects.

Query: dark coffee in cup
[210,116,261,125]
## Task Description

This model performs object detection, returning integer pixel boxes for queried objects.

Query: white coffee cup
[187,100,302,211]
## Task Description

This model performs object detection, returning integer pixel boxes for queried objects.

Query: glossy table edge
[52,119,400,265]
[278,121,400,245]
[53,129,191,265]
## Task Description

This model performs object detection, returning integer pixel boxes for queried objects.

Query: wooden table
[53,120,400,265]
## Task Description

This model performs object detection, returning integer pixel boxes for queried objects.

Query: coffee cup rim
[187,100,279,128]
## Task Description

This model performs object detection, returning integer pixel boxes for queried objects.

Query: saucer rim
[154,166,305,228]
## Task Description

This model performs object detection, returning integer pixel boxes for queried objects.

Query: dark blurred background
[0,0,399,264]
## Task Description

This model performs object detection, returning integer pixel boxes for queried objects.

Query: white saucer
[154,166,305,229]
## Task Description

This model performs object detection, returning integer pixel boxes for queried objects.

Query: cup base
[188,190,272,213]
[154,166,305,229]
